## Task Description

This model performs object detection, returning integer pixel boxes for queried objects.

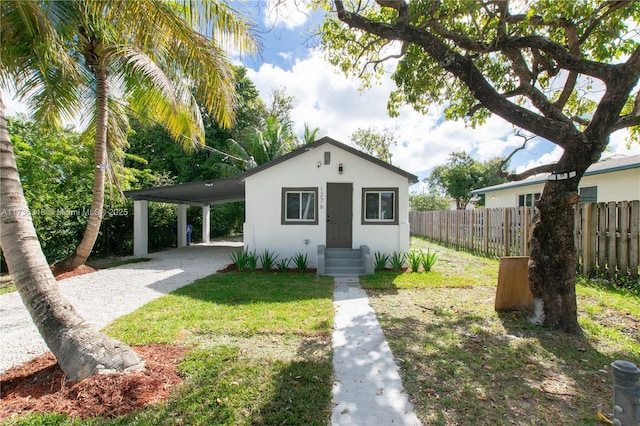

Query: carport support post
[202,205,210,243]
[177,203,187,248]
[133,200,148,256]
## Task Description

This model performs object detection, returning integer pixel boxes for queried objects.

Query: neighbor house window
[580,186,597,203]
[281,188,318,225]
[362,188,398,225]
[517,192,541,207]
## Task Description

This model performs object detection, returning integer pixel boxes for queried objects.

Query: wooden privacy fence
[409,200,640,278]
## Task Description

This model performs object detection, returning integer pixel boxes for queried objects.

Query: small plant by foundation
[230,250,249,270]
[374,252,389,272]
[390,251,406,271]
[292,252,308,273]
[246,249,258,271]
[259,249,278,272]
[276,258,290,273]
[407,250,422,272]
[421,248,438,272]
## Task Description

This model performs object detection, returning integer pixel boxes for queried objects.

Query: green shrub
[276,257,290,272]
[246,249,258,271]
[292,252,308,273]
[374,252,389,272]
[230,250,249,270]
[390,251,406,271]
[259,249,279,272]
[407,250,423,272]
[421,248,438,272]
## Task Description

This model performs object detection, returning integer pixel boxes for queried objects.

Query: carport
[124,176,245,255]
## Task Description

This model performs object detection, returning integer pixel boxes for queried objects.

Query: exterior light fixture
[339,163,343,174]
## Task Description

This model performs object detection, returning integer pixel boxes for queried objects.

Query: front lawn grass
[7,272,334,426]
[101,272,334,426]
[364,237,640,425]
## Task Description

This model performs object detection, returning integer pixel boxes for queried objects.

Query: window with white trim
[362,188,398,224]
[517,192,541,207]
[281,188,318,225]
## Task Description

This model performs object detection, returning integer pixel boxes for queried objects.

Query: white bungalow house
[125,137,418,275]
[470,154,640,209]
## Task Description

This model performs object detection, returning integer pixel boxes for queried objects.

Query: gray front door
[326,183,352,248]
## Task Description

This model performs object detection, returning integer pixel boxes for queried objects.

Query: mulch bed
[51,264,98,281]
[0,344,188,422]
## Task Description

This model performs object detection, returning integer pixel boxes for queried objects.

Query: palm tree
[0,0,143,380]
[0,0,256,380]
[301,123,321,144]
[57,0,255,269]
[214,116,297,176]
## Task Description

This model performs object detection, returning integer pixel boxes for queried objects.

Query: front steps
[317,246,373,276]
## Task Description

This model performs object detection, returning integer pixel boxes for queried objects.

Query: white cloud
[278,51,293,61]
[248,51,556,180]
[263,0,312,30]
[247,48,639,187]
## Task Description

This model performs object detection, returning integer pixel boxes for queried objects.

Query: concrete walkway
[332,276,421,426]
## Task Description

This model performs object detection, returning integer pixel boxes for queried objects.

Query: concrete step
[324,248,365,276]
[326,258,364,268]
[325,266,366,277]
[325,248,362,259]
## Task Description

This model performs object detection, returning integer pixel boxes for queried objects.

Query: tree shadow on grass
[374,304,632,425]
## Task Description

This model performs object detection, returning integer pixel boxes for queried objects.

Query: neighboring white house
[471,155,640,209]
[241,137,418,270]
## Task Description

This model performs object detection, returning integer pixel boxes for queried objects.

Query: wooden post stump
[495,256,533,311]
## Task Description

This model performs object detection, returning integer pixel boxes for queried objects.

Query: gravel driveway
[0,241,241,375]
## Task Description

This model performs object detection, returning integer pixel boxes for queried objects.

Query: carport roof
[124,175,245,206]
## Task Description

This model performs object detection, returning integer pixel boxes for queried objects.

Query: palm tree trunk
[59,63,109,270]
[0,95,144,381]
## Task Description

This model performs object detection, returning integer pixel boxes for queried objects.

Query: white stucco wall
[483,167,640,208]
[243,144,412,267]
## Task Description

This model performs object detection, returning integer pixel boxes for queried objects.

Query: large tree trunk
[527,150,597,336]
[0,96,144,381]
[59,57,109,270]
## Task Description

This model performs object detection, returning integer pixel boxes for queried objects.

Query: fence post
[612,360,640,426]
[582,203,592,276]
[608,202,618,277]
[619,201,630,277]
[503,208,511,257]
[630,201,639,279]
[598,203,607,271]
[522,206,529,257]
[468,210,474,251]
[484,210,490,255]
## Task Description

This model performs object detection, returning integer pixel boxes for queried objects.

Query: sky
[5,0,639,193]
[230,0,640,192]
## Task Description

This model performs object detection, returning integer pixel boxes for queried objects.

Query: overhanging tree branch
[334,0,583,147]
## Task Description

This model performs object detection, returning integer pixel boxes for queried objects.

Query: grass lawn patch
[7,272,334,425]
[365,238,640,425]
[0,284,16,295]
[101,272,334,426]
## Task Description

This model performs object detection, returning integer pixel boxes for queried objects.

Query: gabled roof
[471,154,640,195]
[240,136,419,184]
[124,136,418,205]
